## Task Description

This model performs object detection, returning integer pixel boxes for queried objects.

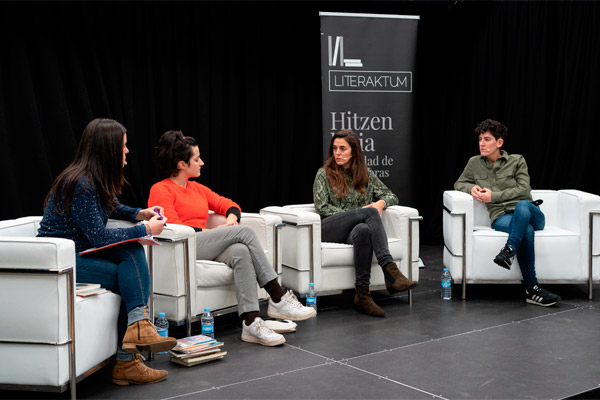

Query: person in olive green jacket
[454,119,560,307]
[313,130,417,317]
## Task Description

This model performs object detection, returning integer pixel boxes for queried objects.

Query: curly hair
[155,130,198,180]
[475,119,508,140]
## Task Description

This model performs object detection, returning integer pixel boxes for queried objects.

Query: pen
[154,208,166,225]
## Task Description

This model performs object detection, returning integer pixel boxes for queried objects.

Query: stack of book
[169,334,227,367]
[76,283,107,297]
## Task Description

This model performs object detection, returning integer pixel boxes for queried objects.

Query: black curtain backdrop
[1,1,599,245]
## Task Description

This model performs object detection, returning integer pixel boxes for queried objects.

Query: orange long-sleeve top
[148,179,241,230]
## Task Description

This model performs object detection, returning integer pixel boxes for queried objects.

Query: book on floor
[170,350,227,367]
[172,334,217,352]
[169,343,224,359]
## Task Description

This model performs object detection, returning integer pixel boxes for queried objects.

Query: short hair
[155,130,198,180]
[475,119,508,141]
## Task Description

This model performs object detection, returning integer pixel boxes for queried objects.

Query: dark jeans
[491,200,545,288]
[76,242,150,359]
[321,208,395,286]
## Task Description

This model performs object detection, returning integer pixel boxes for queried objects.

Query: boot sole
[112,375,167,386]
[353,303,386,317]
[122,338,177,354]
[386,282,419,294]
[526,298,558,307]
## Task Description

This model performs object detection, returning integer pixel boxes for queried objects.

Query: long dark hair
[323,130,369,199]
[155,130,198,180]
[45,118,127,214]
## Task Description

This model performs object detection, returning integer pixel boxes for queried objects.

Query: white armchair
[149,212,284,335]
[260,204,421,302]
[443,190,600,299]
[0,216,122,398]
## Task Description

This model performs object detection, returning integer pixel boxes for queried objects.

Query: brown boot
[354,285,385,317]
[112,354,168,385]
[122,319,177,354]
[384,263,418,294]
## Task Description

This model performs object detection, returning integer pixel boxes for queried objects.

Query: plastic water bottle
[201,308,214,338]
[441,268,452,300]
[306,282,317,314]
[155,312,169,354]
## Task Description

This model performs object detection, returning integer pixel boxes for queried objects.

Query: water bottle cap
[204,308,210,312]
[309,282,314,287]
[158,312,166,317]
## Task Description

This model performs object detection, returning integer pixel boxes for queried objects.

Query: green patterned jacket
[313,167,399,218]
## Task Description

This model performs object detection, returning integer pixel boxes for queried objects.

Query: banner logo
[328,36,363,67]
[327,35,412,92]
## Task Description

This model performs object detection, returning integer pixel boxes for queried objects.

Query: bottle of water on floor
[201,308,214,338]
[306,282,317,315]
[441,268,452,300]
[155,312,169,354]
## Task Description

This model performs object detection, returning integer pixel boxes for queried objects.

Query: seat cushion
[321,238,403,267]
[471,226,583,281]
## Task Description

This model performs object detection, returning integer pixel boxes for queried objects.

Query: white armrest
[0,237,75,272]
[260,206,321,225]
[239,212,282,255]
[261,206,322,290]
[382,206,421,269]
[443,190,474,257]
[558,190,600,233]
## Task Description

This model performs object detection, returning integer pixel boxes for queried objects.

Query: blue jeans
[321,208,395,286]
[491,200,545,288]
[76,242,150,361]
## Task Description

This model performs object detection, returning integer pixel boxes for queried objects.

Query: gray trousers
[195,225,278,315]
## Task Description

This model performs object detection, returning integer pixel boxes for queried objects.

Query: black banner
[320,12,419,205]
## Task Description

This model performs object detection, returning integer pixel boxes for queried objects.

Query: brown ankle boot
[354,285,385,317]
[384,263,418,294]
[112,354,168,385]
[122,319,177,354]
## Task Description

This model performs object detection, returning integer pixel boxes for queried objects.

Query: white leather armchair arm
[381,205,421,279]
[260,206,322,292]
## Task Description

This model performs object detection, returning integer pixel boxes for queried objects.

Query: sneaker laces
[282,291,303,309]
[254,319,277,336]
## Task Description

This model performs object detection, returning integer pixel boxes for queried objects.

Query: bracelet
[141,220,152,235]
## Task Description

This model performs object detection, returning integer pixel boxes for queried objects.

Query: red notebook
[79,236,161,255]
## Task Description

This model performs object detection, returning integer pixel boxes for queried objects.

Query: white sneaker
[241,317,285,346]
[267,290,317,321]
[263,319,297,334]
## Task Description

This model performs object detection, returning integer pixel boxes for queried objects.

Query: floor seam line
[345,305,592,361]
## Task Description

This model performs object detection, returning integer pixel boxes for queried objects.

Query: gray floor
[3,245,600,400]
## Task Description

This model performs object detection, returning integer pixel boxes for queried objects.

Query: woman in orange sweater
[149,131,315,346]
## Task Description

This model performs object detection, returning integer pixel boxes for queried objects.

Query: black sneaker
[494,245,515,270]
[525,285,561,307]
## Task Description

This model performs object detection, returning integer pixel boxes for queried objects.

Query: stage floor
[3,245,599,400]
